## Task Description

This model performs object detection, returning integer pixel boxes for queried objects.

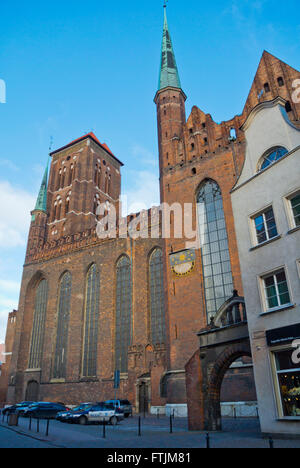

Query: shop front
[267,324,300,421]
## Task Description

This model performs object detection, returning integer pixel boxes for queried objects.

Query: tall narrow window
[149,249,165,344]
[197,180,234,322]
[82,264,100,378]
[115,256,132,373]
[53,272,72,379]
[28,279,48,369]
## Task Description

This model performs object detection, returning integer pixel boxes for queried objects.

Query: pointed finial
[164,0,168,7]
[49,136,53,154]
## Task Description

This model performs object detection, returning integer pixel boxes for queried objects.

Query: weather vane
[164,0,168,8]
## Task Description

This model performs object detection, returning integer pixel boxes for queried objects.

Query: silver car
[70,403,124,426]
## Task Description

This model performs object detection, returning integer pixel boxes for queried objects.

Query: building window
[285,101,292,113]
[115,256,132,373]
[277,77,284,87]
[28,279,48,370]
[262,269,291,311]
[82,264,100,378]
[149,249,165,344]
[259,146,288,171]
[52,272,72,379]
[288,192,300,228]
[252,207,278,244]
[197,180,234,322]
[273,349,300,417]
[264,82,270,93]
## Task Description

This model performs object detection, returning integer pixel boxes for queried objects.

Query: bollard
[269,437,274,449]
[29,417,32,431]
[37,418,40,433]
[206,433,210,449]
[234,407,237,419]
[46,419,50,437]
[138,416,141,437]
[102,421,106,439]
[173,409,175,420]
[157,409,159,420]
[169,415,173,434]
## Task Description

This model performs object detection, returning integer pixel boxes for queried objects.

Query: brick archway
[185,292,253,431]
[207,342,252,431]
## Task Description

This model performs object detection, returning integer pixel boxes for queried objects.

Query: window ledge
[25,368,41,373]
[260,303,296,316]
[250,235,281,251]
[287,225,300,235]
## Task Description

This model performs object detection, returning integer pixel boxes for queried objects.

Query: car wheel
[79,416,87,426]
[110,416,118,426]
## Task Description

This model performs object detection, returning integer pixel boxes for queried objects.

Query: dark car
[24,402,67,419]
[2,402,35,416]
[105,399,132,418]
[56,403,95,422]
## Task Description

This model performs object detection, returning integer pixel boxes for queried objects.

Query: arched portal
[207,342,252,431]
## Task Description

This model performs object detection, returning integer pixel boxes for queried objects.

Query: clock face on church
[169,249,196,277]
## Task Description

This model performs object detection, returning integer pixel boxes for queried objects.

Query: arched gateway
[185,291,252,431]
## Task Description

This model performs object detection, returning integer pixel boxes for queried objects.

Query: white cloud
[0,181,35,248]
[122,170,160,216]
[131,144,158,167]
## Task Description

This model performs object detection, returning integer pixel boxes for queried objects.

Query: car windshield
[73,404,93,412]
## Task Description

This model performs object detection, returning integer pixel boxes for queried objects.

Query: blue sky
[0,0,299,341]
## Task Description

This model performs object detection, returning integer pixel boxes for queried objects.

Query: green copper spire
[33,159,49,216]
[158,5,181,91]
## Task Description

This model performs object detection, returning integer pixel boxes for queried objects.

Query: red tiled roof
[50,132,123,166]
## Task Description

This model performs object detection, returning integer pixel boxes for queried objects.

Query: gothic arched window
[28,279,48,369]
[197,180,234,323]
[149,248,165,344]
[82,264,100,377]
[52,272,72,380]
[115,256,132,373]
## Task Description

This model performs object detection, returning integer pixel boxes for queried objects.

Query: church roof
[158,6,182,92]
[50,132,124,166]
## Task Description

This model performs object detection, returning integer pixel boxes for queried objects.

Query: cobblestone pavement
[0,416,300,448]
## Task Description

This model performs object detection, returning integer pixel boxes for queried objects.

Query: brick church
[3,7,300,415]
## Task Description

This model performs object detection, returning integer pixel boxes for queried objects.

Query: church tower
[154,5,187,200]
[26,161,49,260]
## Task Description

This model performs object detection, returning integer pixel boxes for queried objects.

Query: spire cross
[164,0,168,8]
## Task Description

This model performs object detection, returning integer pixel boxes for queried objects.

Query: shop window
[262,269,291,311]
[252,207,278,245]
[273,349,300,417]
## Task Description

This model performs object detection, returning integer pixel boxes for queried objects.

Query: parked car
[56,403,95,422]
[2,402,35,416]
[68,403,124,426]
[105,399,132,418]
[24,402,68,419]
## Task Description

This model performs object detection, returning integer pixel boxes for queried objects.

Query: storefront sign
[266,324,300,347]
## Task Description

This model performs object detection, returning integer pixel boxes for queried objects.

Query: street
[0,416,300,449]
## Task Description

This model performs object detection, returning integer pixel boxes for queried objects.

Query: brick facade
[4,41,300,416]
